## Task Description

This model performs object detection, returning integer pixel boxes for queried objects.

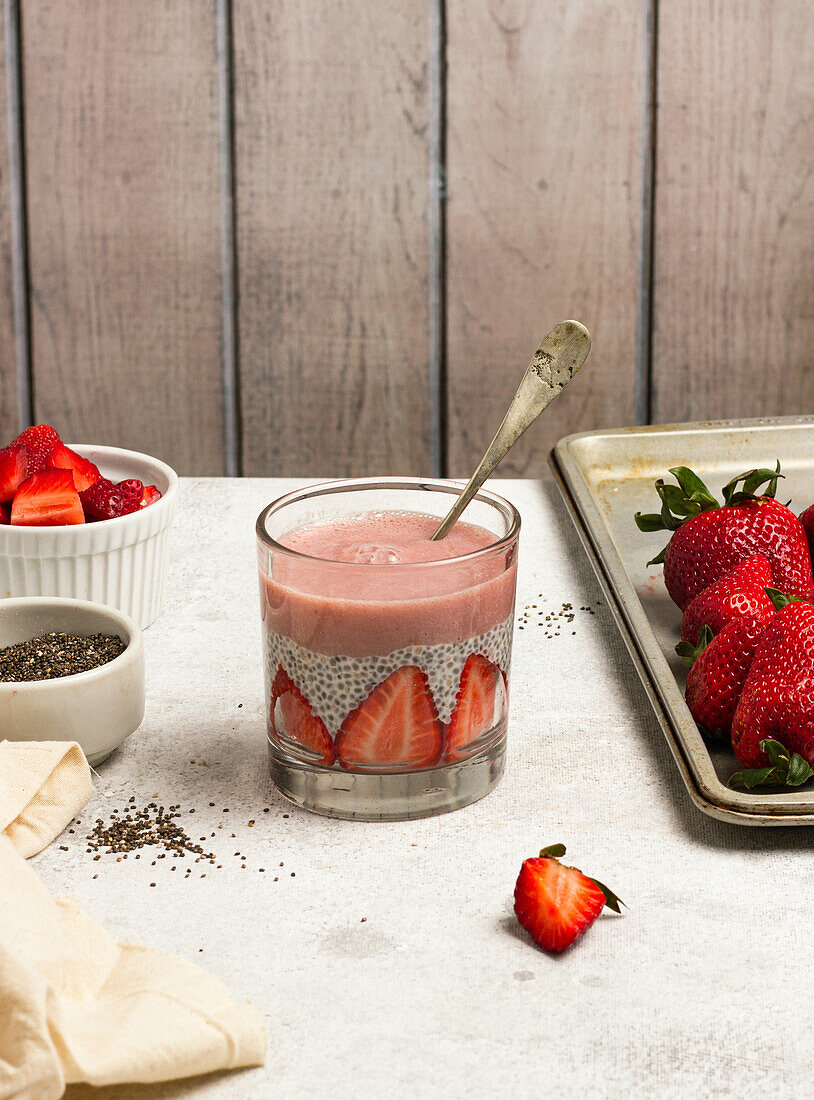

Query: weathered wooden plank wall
[0,1,810,476]
[233,0,432,477]
[651,0,814,424]
[22,0,227,474]
[446,0,646,476]
[0,7,19,442]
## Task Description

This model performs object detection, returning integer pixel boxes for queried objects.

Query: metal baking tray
[550,415,814,826]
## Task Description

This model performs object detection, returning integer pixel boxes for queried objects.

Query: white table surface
[33,479,814,1100]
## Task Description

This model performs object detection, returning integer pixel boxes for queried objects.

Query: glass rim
[255,476,521,569]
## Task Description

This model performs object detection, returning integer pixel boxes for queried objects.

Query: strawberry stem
[539,843,566,859]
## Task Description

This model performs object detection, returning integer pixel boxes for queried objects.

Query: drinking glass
[256,477,520,821]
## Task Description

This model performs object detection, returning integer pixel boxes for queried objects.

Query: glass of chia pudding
[256,478,520,821]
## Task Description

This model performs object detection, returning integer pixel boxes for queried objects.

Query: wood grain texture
[652,1,814,424]
[233,0,431,477]
[23,1,226,474]
[0,8,19,440]
[445,0,646,477]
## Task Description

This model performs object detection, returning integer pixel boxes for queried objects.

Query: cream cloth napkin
[0,742,266,1100]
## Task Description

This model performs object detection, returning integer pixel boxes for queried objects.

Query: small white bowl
[0,597,145,765]
[0,444,178,627]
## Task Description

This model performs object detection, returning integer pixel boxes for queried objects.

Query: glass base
[268,732,506,822]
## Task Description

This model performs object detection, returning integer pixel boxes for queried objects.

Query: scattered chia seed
[516,597,598,639]
[86,803,215,862]
[0,631,126,682]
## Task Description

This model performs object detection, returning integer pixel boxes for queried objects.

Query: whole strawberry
[635,465,813,610]
[799,503,814,562]
[513,844,623,953]
[677,616,767,738]
[679,554,775,644]
[731,598,814,774]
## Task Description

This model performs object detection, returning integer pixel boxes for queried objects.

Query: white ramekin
[0,596,145,765]
[0,444,178,628]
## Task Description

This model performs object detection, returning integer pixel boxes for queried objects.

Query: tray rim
[550,414,814,827]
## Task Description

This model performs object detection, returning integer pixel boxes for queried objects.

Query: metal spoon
[431,320,591,540]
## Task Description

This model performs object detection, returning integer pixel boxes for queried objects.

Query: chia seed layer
[264,615,513,731]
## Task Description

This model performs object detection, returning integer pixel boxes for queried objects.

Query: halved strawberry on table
[10,469,84,526]
[635,464,813,610]
[335,665,442,772]
[0,442,28,502]
[270,665,334,766]
[514,843,624,953]
[49,441,100,492]
[445,653,505,762]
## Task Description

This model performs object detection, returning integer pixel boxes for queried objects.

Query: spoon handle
[431,320,591,540]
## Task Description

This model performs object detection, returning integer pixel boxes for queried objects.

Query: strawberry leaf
[729,766,777,790]
[761,738,791,770]
[646,545,668,567]
[729,739,814,790]
[634,511,669,533]
[668,467,718,508]
[787,754,814,787]
[765,587,806,612]
[589,877,626,914]
[539,843,566,859]
[675,624,714,669]
[635,467,719,540]
[721,462,783,506]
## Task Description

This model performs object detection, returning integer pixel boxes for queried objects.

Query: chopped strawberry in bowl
[0,425,178,627]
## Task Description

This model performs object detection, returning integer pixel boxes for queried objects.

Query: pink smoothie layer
[261,510,517,656]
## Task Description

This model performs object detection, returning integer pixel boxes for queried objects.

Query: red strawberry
[49,441,100,492]
[513,843,623,953]
[13,424,60,473]
[635,465,813,610]
[11,470,84,526]
[80,476,144,520]
[731,598,814,773]
[270,666,334,766]
[679,554,775,644]
[800,503,814,562]
[677,617,767,738]
[0,442,28,502]
[445,654,504,761]
[335,665,442,772]
[140,484,162,509]
[0,502,9,524]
